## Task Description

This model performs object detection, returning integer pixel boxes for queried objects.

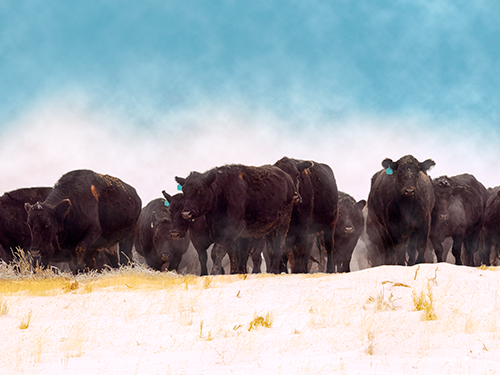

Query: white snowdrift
[1,263,500,374]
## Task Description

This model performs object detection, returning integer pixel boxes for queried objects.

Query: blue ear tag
[386,167,393,175]
[177,184,183,191]
[164,200,170,207]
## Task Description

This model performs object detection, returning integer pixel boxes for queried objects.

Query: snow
[2,263,500,374]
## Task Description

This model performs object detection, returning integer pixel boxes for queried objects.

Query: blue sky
[1,1,499,202]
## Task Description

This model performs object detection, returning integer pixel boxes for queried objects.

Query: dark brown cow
[135,197,190,272]
[333,191,366,272]
[430,174,488,266]
[162,191,213,275]
[175,164,297,274]
[308,161,339,273]
[482,187,500,266]
[274,157,314,273]
[25,170,141,273]
[0,187,52,263]
[367,155,435,266]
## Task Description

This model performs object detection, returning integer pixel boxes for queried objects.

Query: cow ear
[382,158,397,175]
[205,169,217,187]
[162,190,173,203]
[420,159,435,173]
[25,202,32,213]
[297,161,313,172]
[54,199,72,220]
[355,200,366,211]
[175,177,186,187]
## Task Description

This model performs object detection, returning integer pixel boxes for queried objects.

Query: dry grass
[412,282,437,321]
[0,297,8,315]
[248,312,273,331]
[19,310,32,329]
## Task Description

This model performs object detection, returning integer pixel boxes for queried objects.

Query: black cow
[175,164,297,274]
[24,170,141,272]
[333,191,366,272]
[482,187,500,266]
[274,157,314,273]
[307,161,339,273]
[165,190,270,275]
[135,197,190,272]
[0,187,52,263]
[367,155,435,266]
[429,174,488,266]
[162,191,214,275]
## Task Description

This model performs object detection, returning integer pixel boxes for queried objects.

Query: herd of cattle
[1,155,499,275]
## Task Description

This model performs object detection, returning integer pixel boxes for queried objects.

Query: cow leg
[451,237,463,265]
[118,235,134,266]
[395,244,407,266]
[473,231,490,266]
[324,228,335,273]
[191,233,212,276]
[265,230,286,274]
[464,233,480,267]
[291,232,311,274]
[234,238,250,274]
[210,244,227,275]
[430,236,445,263]
[250,245,263,273]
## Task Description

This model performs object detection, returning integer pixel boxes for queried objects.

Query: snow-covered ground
[1,262,500,374]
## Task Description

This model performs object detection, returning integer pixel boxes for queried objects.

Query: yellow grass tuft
[412,283,437,321]
[0,297,8,315]
[248,312,273,331]
[19,310,32,329]
[365,331,375,355]
[203,276,213,289]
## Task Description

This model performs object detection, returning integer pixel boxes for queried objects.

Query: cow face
[162,191,190,239]
[175,171,216,220]
[336,196,366,236]
[432,176,463,221]
[382,155,435,198]
[24,199,71,258]
[150,208,173,258]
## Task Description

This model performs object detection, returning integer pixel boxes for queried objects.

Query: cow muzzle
[170,231,181,239]
[403,187,415,197]
[439,214,449,221]
[344,226,354,234]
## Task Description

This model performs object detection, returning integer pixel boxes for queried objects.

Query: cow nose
[439,214,449,221]
[182,211,192,220]
[404,187,415,197]
[170,231,181,239]
[344,226,354,234]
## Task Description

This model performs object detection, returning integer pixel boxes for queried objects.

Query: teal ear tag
[177,184,183,191]
[164,200,170,207]
[386,167,393,175]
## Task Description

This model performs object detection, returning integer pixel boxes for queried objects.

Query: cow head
[337,195,366,235]
[162,191,190,239]
[24,199,71,260]
[175,170,216,220]
[274,157,313,183]
[382,155,435,199]
[432,176,465,221]
[150,207,174,267]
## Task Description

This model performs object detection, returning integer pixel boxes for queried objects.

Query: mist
[1,93,499,206]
